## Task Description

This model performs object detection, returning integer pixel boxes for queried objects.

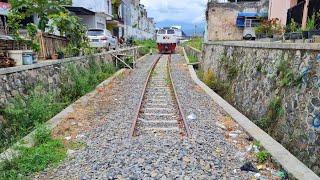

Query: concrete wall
[201,41,320,175]
[206,1,269,41]
[268,0,298,25]
[72,0,112,16]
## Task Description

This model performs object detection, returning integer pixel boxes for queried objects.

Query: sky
[140,0,207,35]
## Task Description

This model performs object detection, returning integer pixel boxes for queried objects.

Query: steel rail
[129,54,162,138]
[167,55,191,137]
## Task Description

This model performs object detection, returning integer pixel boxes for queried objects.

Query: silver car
[87,29,118,50]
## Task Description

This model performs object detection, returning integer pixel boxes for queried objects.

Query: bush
[202,70,233,102]
[1,86,65,153]
[0,127,66,179]
[60,60,116,102]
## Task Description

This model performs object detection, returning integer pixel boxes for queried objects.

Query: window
[167,29,175,34]
[87,29,104,36]
[158,29,166,34]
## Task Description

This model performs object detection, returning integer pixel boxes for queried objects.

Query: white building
[68,0,113,29]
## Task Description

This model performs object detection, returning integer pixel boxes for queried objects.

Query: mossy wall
[202,42,320,175]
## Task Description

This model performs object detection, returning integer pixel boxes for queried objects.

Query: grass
[134,39,157,55]
[257,96,284,132]
[256,150,271,163]
[0,59,117,153]
[0,125,67,179]
[202,70,234,103]
[187,55,198,63]
[185,37,203,50]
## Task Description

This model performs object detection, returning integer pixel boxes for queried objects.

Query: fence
[37,33,68,60]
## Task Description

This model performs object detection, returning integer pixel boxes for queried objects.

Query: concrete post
[302,0,309,30]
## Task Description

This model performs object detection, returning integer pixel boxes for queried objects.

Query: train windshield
[158,29,166,34]
[167,30,175,34]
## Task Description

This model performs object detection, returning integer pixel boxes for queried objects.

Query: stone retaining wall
[202,41,320,175]
[0,47,139,110]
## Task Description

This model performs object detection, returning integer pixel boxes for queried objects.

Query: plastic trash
[240,162,259,172]
[187,113,197,120]
[254,173,261,178]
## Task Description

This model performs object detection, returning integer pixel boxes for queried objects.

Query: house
[269,0,320,29]
[206,0,269,41]
[108,0,155,40]
[68,0,113,29]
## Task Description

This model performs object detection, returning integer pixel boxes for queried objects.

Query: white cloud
[140,0,207,24]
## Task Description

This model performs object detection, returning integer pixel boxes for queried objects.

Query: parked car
[87,29,118,50]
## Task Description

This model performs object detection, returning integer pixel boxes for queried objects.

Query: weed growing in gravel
[0,125,66,179]
[165,77,172,85]
[256,150,271,163]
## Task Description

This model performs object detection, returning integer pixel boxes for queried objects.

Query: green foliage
[187,55,198,63]
[34,124,52,146]
[185,38,202,50]
[305,13,317,31]
[134,40,157,55]
[7,11,25,39]
[219,53,238,81]
[60,60,117,102]
[256,150,270,163]
[1,86,65,153]
[1,61,116,153]
[277,58,302,88]
[257,96,284,131]
[9,0,69,32]
[202,70,234,103]
[8,0,89,56]
[0,127,66,179]
[253,140,261,148]
[287,19,301,33]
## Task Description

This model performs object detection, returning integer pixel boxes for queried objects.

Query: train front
[156,29,178,54]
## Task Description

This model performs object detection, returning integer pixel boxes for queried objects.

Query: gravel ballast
[35,54,281,179]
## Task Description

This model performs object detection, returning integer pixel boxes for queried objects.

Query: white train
[156,27,179,54]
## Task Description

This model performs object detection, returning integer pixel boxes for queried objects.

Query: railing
[36,32,68,59]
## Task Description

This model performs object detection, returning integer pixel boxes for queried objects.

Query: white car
[87,29,118,50]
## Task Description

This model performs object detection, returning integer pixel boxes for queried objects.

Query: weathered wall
[0,48,138,110]
[206,1,269,41]
[202,41,320,175]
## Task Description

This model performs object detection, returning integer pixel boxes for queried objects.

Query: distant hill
[156,20,205,36]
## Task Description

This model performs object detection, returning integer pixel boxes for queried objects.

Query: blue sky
[140,0,207,35]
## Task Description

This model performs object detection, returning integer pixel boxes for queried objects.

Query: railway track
[129,54,190,138]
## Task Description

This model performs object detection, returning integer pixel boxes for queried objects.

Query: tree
[9,0,70,31]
